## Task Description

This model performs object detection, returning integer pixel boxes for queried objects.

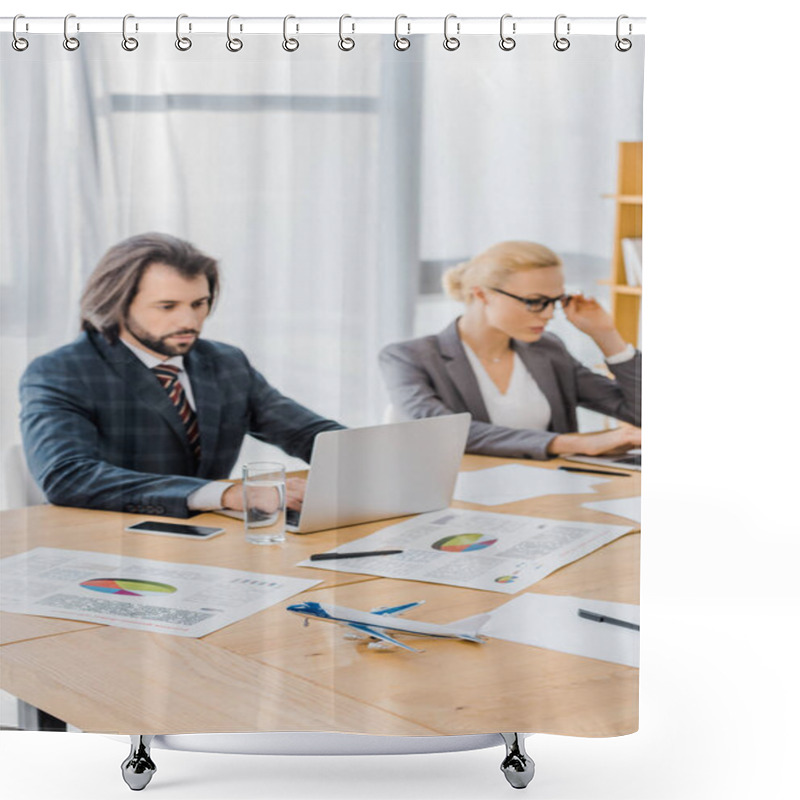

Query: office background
[0,24,643,503]
[1,2,798,800]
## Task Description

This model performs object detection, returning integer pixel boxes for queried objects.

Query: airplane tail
[449,613,491,642]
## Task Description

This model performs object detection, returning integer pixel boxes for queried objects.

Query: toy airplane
[286,599,489,654]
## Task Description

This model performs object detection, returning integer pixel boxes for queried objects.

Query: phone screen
[125,521,224,538]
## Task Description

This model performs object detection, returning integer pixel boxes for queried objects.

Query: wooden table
[0,455,640,737]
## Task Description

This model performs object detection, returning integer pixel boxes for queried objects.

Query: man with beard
[19,233,343,518]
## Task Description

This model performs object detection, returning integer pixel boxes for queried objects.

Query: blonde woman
[379,241,641,460]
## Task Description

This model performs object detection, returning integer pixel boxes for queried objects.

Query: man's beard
[124,317,199,358]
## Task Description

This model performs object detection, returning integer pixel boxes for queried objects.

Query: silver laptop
[219,414,471,534]
[563,448,641,472]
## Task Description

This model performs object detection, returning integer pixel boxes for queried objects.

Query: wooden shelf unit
[606,142,643,346]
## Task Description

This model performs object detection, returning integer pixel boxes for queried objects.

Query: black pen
[310,549,404,561]
[578,608,640,631]
[558,466,630,478]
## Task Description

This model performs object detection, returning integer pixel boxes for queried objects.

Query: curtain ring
[63,14,80,51]
[121,14,139,51]
[226,15,243,52]
[615,15,632,51]
[283,15,299,52]
[175,14,192,51]
[394,14,410,51]
[499,14,515,51]
[443,14,460,51]
[338,14,355,51]
[553,14,571,51]
[12,14,29,51]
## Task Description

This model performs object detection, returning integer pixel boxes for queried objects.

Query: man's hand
[547,426,641,457]
[221,477,307,512]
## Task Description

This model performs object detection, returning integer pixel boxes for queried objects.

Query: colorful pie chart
[495,575,518,584]
[432,533,498,553]
[80,578,177,597]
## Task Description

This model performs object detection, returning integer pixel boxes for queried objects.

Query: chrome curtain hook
[176,13,192,51]
[121,14,139,51]
[12,14,29,51]
[338,14,355,51]
[394,14,410,51]
[282,15,299,52]
[63,13,80,51]
[443,14,460,51]
[226,15,243,51]
[499,14,516,51]
[553,14,571,51]
[615,14,632,51]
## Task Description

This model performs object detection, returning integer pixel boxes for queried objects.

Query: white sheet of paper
[0,547,321,637]
[299,508,634,594]
[460,593,640,667]
[454,464,607,506]
[581,496,641,523]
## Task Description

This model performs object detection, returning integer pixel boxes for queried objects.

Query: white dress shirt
[463,344,553,430]
[462,341,636,431]
[120,338,228,510]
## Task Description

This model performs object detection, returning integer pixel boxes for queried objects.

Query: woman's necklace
[479,349,510,364]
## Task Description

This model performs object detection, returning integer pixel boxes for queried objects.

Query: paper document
[0,548,321,637]
[460,593,640,667]
[454,464,607,506]
[299,508,634,594]
[581,496,641,523]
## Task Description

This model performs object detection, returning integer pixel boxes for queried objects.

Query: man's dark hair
[80,233,220,342]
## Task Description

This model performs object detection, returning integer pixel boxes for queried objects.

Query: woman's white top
[462,343,552,431]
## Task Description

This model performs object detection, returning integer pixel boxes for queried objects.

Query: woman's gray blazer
[379,319,641,460]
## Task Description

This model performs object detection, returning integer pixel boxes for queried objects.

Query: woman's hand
[564,292,615,335]
[547,426,641,457]
[564,293,628,358]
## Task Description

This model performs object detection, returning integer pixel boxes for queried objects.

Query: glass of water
[242,462,286,545]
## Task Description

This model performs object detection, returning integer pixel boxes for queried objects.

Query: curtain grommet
[443,14,460,51]
[394,15,411,51]
[282,15,300,52]
[338,14,355,51]
[553,15,571,51]
[63,14,80,51]
[12,14,29,51]
[226,15,243,52]
[121,14,138,51]
[615,15,632,51]
[499,14,516,51]
[175,14,192,51]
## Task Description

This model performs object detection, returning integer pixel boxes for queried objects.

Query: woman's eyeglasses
[489,287,572,313]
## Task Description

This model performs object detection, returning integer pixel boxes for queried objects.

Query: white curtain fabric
[1,33,643,506]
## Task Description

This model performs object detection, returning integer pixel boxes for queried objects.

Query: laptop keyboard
[616,454,642,467]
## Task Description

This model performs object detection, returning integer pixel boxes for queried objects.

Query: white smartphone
[125,521,225,539]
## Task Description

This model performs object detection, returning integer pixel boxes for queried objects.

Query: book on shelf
[621,237,642,287]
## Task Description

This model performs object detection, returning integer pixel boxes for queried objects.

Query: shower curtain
[0,12,644,779]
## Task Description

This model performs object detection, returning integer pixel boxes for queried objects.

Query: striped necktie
[151,364,201,461]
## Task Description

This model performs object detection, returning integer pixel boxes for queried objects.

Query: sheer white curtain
[1,33,643,505]
[416,35,644,364]
[1,34,422,498]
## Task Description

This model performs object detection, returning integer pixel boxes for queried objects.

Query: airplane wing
[370,601,425,616]
[347,622,425,654]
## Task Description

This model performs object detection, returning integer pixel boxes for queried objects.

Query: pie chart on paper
[79,578,177,597]
[432,533,498,553]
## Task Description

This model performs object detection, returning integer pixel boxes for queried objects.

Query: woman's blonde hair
[442,241,562,303]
